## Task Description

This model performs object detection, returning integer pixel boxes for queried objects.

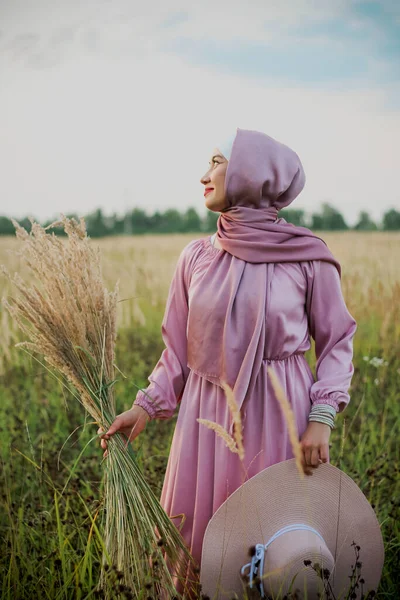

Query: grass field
[0,231,399,599]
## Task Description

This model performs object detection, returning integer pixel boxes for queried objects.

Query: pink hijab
[187,128,340,429]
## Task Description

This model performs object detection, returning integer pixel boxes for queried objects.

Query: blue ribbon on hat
[240,524,324,598]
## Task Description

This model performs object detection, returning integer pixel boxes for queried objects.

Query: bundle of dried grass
[1,216,195,598]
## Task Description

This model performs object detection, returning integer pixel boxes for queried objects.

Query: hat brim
[200,459,384,599]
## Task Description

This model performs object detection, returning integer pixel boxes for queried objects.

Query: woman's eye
[208,159,220,170]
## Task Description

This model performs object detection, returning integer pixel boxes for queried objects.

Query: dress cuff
[133,390,157,420]
[311,397,340,413]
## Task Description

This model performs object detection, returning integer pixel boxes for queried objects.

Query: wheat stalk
[267,366,305,478]
[197,381,245,461]
[197,418,240,454]
[221,381,245,460]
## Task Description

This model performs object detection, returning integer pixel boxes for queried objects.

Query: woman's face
[200,148,229,212]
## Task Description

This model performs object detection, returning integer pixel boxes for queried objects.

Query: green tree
[354,211,377,231]
[85,208,110,237]
[280,209,308,227]
[150,209,184,233]
[311,203,348,230]
[111,213,125,235]
[129,208,151,234]
[0,216,15,235]
[382,209,400,231]
[203,210,219,232]
[182,207,202,232]
[149,211,163,233]
[310,213,324,230]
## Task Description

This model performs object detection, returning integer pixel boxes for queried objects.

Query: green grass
[1,305,399,598]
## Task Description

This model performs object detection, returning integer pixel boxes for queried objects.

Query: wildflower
[368,357,388,368]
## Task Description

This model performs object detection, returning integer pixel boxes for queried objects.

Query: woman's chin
[205,196,224,212]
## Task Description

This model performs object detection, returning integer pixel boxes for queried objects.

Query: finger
[103,449,108,459]
[100,439,107,450]
[310,447,320,467]
[105,418,122,438]
[320,444,329,464]
[98,427,110,440]
[303,446,312,467]
[301,452,313,476]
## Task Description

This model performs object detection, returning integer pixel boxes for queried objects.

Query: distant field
[0,231,399,598]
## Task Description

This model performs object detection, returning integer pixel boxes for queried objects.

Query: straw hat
[200,459,384,599]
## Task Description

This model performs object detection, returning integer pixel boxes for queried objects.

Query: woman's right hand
[97,405,150,457]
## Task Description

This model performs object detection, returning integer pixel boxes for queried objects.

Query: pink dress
[134,236,357,567]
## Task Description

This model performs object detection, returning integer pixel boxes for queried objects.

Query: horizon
[1,201,397,231]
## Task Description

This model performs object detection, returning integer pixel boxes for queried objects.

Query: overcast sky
[0,0,399,226]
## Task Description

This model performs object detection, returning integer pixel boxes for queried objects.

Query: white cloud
[0,0,354,55]
[0,46,398,225]
[0,0,398,226]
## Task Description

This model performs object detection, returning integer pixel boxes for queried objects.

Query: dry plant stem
[267,366,306,478]
[197,381,245,461]
[1,216,195,598]
[197,418,240,455]
[221,381,245,460]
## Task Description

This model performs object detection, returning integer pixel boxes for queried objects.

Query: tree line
[1,203,400,238]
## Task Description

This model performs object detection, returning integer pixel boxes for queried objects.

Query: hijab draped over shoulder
[187,128,340,430]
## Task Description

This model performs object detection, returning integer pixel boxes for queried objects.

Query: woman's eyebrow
[208,154,224,163]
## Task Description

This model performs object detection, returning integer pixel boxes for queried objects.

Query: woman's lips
[204,188,214,197]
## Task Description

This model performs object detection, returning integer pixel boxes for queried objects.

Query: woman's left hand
[300,422,331,471]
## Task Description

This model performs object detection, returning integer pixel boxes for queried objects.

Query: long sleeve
[133,240,199,420]
[304,260,357,413]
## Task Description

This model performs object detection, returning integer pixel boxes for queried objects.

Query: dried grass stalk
[221,381,245,460]
[267,366,305,478]
[197,382,245,461]
[197,418,239,455]
[1,216,195,598]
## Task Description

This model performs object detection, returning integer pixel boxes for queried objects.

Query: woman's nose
[200,170,211,185]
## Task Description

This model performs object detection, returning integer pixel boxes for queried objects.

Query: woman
[99,128,356,580]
